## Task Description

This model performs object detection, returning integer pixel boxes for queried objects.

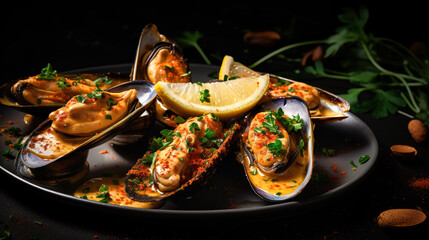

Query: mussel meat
[125,113,239,202]
[267,75,350,122]
[131,24,190,84]
[236,97,314,202]
[130,24,191,128]
[220,57,350,122]
[15,80,157,179]
[0,64,129,116]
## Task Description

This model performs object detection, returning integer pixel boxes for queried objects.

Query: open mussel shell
[0,72,130,117]
[130,24,191,128]
[0,80,64,116]
[131,23,169,81]
[125,122,240,202]
[15,80,157,179]
[267,74,350,123]
[237,97,314,202]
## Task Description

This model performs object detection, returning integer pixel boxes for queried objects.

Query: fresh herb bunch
[178,7,428,126]
[251,7,428,125]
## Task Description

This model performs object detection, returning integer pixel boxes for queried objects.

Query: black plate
[0,63,378,219]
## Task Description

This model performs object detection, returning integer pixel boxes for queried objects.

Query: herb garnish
[189,122,201,133]
[198,127,223,148]
[106,97,117,110]
[199,89,211,103]
[56,77,71,90]
[246,7,428,126]
[173,116,186,124]
[265,139,287,157]
[76,94,86,103]
[94,76,113,85]
[96,184,111,203]
[37,63,57,80]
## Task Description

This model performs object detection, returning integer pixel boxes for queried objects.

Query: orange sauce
[74,176,162,209]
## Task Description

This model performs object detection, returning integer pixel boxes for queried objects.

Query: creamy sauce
[26,126,87,159]
[74,176,162,209]
[245,151,308,196]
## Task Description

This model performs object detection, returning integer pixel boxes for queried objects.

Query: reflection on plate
[0,64,378,218]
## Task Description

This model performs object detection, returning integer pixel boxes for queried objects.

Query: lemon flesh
[218,55,259,80]
[155,74,270,121]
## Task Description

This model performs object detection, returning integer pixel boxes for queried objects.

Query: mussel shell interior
[241,97,314,202]
[15,80,157,179]
[125,122,240,202]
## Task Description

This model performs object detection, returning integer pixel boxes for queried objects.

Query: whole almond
[390,145,417,160]
[408,119,427,143]
[377,209,426,228]
[243,31,281,47]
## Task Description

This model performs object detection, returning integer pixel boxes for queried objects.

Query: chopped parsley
[173,116,186,124]
[358,154,371,164]
[56,77,71,90]
[105,114,112,120]
[199,89,210,103]
[189,122,201,133]
[106,97,117,110]
[321,147,336,156]
[274,77,291,87]
[96,184,111,203]
[198,127,223,148]
[94,76,113,85]
[181,71,191,77]
[141,152,157,166]
[37,63,57,80]
[265,139,287,157]
[76,94,86,103]
[272,108,303,132]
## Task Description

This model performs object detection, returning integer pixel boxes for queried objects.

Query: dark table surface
[1,3,428,240]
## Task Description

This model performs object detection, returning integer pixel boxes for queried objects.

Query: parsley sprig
[37,63,57,80]
[247,7,428,126]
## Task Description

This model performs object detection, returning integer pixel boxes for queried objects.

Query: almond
[377,209,426,228]
[408,119,427,143]
[243,31,281,47]
[390,145,417,160]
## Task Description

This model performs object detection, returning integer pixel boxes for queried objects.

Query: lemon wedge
[218,55,260,80]
[155,74,270,121]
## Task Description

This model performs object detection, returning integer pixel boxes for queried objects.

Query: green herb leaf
[199,89,211,103]
[266,139,287,157]
[189,122,201,133]
[56,77,71,90]
[173,116,186,124]
[358,154,370,164]
[106,97,117,110]
[37,63,57,80]
[76,94,86,103]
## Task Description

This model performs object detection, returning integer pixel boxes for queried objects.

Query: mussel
[0,65,129,116]
[125,113,240,202]
[130,24,191,128]
[236,97,314,202]
[267,75,350,123]
[220,58,350,123]
[131,23,190,84]
[15,80,157,179]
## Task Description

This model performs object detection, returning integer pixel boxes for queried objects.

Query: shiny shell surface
[15,80,157,179]
[0,72,129,116]
[125,114,240,202]
[237,97,314,202]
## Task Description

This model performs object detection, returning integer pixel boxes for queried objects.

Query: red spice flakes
[98,149,109,154]
[331,163,340,173]
[409,177,429,190]
[6,120,13,125]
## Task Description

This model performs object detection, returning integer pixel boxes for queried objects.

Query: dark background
[2,1,428,82]
[2,2,428,240]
